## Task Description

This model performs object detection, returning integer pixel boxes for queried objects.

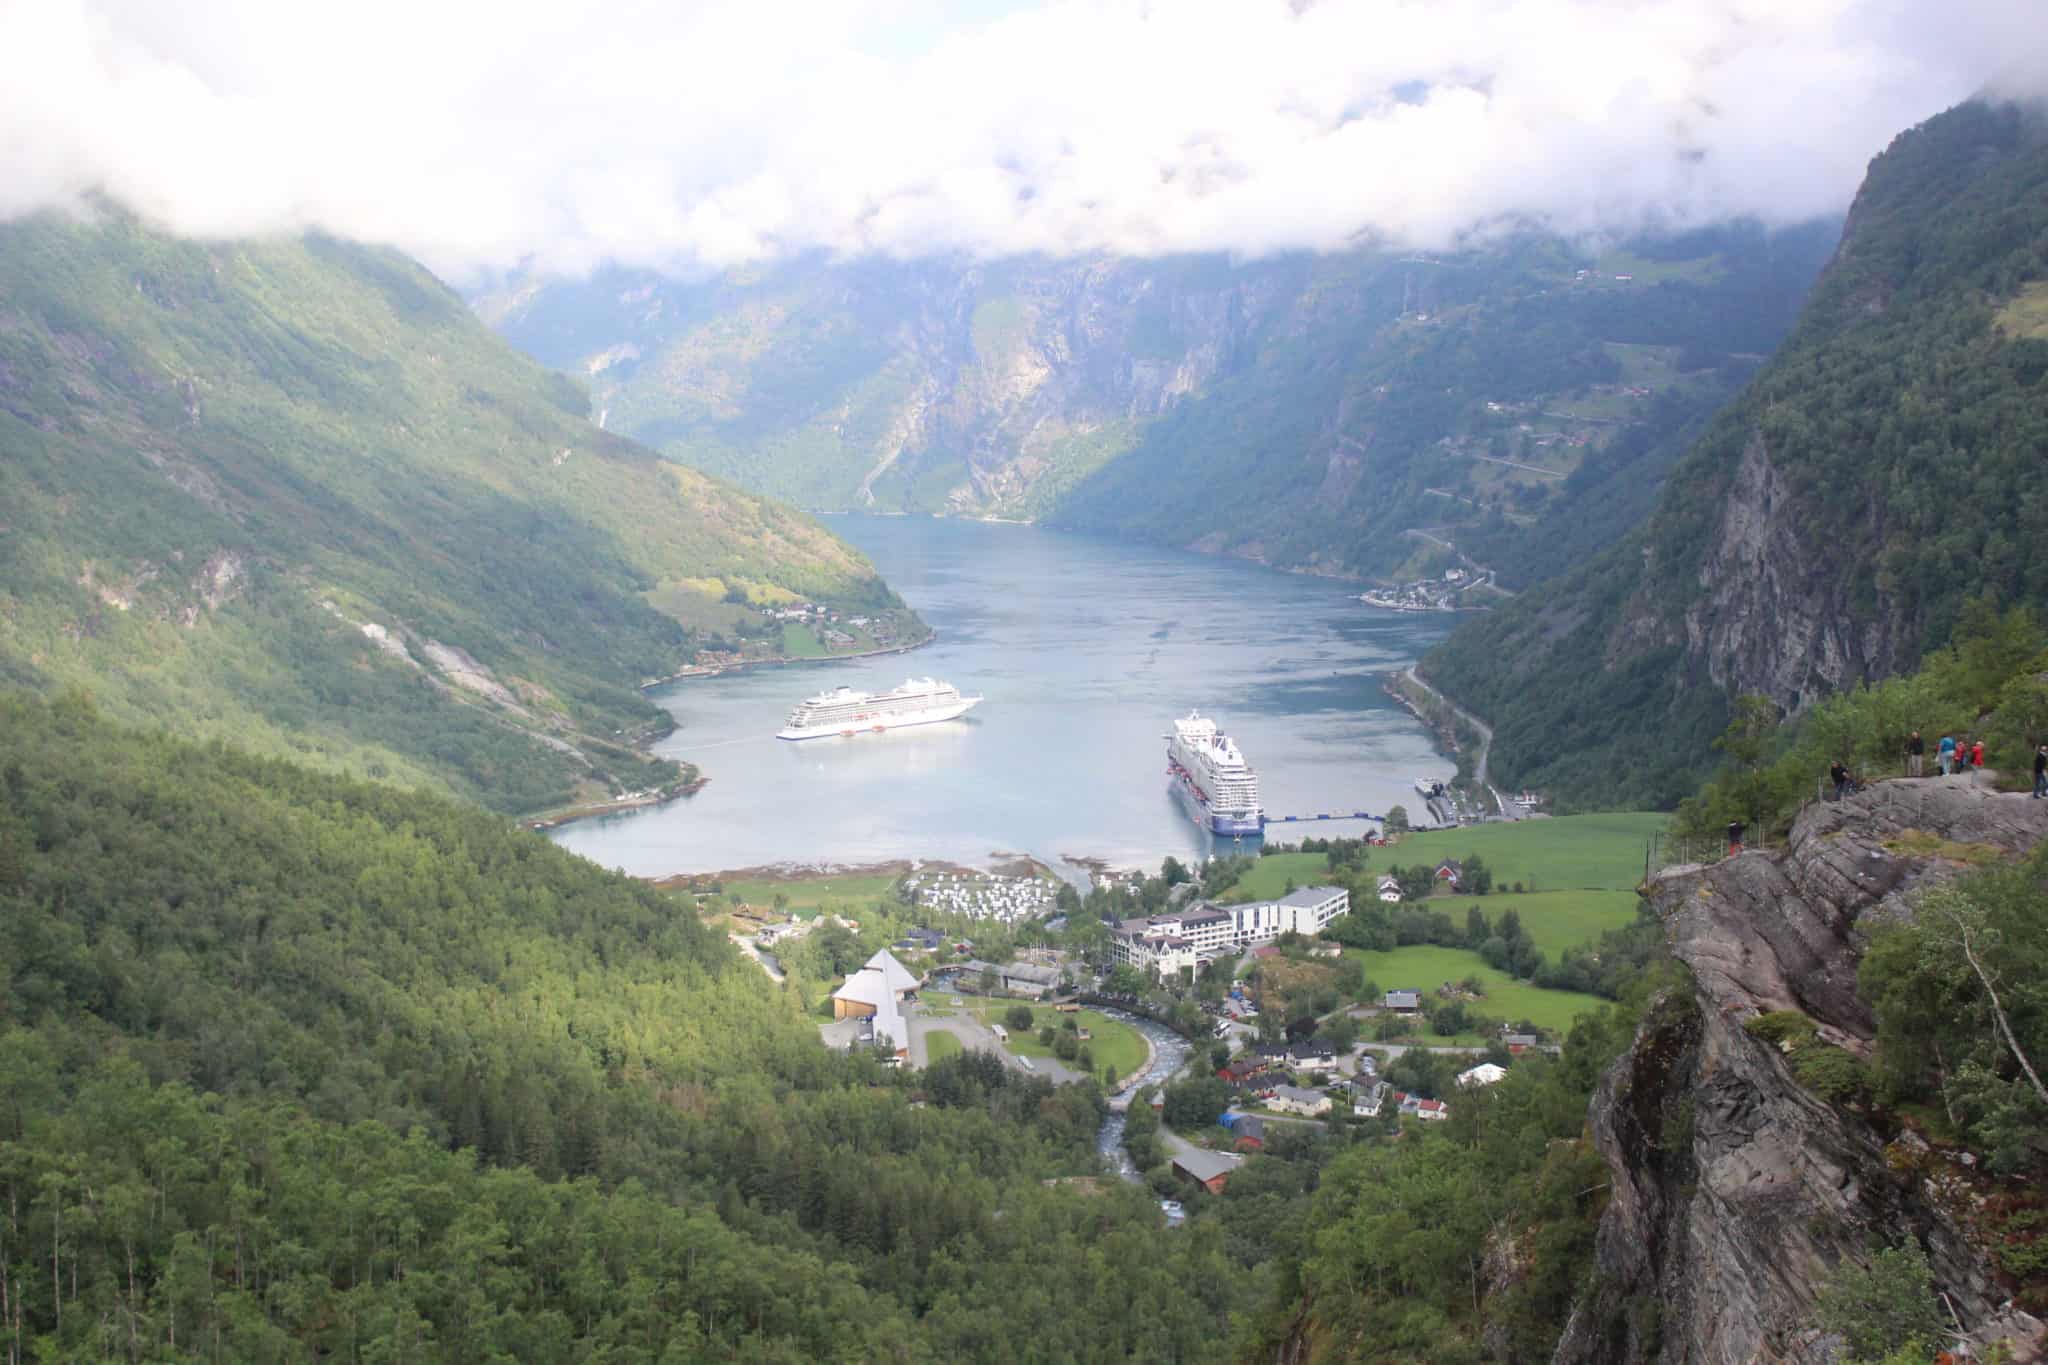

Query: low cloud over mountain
[4,0,2041,277]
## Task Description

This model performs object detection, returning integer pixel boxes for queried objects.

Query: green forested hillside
[0,694,1237,1361]
[1427,99,2048,809]
[0,211,908,814]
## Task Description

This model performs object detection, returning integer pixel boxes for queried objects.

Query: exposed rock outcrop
[1556,777,2048,1365]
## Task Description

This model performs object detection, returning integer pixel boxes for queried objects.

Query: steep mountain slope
[1427,99,2048,809]
[1558,777,2048,1363]
[0,210,908,814]
[482,224,1836,584]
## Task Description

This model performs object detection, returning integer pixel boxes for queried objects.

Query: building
[830,949,921,1060]
[1110,887,1352,972]
[1457,1062,1508,1088]
[1376,875,1403,904]
[949,959,1064,997]
[1170,1149,1242,1195]
[1383,989,1421,1013]
[1416,1098,1449,1121]
[1288,1038,1337,1069]
[1434,860,1464,890]
[1501,1033,1540,1054]
[1351,1079,1390,1118]
[1269,1085,1332,1117]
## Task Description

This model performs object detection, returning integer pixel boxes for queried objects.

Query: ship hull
[1168,766,1263,836]
[778,697,979,740]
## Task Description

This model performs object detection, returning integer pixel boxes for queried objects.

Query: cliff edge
[1556,775,2048,1364]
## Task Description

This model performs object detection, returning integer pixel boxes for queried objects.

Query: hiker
[1726,819,1745,856]
[1938,733,1957,775]
[1830,760,1850,801]
[2034,744,2046,799]
[1971,738,1985,771]
[1907,730,1924,778]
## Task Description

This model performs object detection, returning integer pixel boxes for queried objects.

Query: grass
[1994,281,2048,340]
[720,871,903,912]
[779,622,830,657]
[1426,889,1642,956]
[1346,945,1607,1035]
[923,1029,963,1063]
[1247,812,1665,902]
[960,1000,1149,1084]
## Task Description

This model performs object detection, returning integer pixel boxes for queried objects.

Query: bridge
[1261,811,1384,825]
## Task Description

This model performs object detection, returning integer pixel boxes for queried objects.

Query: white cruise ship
[777,678,981,740]
[1165,711,1264,836]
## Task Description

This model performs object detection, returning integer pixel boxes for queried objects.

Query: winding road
[1402,667,1524,821]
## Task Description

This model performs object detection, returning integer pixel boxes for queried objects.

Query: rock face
[1556,777,2048,1365]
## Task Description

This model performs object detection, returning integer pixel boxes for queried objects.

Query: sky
[2,0,2042,279]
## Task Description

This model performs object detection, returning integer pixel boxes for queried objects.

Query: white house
[1457,1062,1509,1088]
[1375,875,1402,904]
[1269,1085,1333,1117]
[1110,887,1352,972]
[831,949,922,1059]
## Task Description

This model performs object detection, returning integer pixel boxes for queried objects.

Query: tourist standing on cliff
[1938,733,1958,775]
[2034,744,2046,798]
[1830,760,1851,800]
[1971,738,1986,772]
[1727,819,1745,856]
[1907,731,1924,777]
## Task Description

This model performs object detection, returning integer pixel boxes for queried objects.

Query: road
[729,935,785,982]
[1403,666,1524,821]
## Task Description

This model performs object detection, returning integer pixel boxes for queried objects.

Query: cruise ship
[1165,711,1264,836]
[777,678,981,740]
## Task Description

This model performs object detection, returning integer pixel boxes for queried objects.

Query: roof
[1436,859,1464,874]
[1171,1150,1241,1183]
[1273,1085,1327,1105]
[831,970,889,1007]
[1290,1038,1335,1056]
[1180,908,1233,927]
[1384,989,1421,1008]
[863,949,921,995]
[1502,1033,1540,1047]
[1277,885,1342,906]
[998,961,1062,986]
[1458,1063,1509,1087]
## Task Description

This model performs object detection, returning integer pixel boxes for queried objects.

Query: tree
[1462,855,1493,895]
[1324,1015,1360,1053]
[1005,1004,1034,1033]
[1815,1245,1945,1362]
[1385,805,1411,834]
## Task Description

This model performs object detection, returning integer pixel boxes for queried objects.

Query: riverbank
[635,627,936,691]
[524,773,706,831]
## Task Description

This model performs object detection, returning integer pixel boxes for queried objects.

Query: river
[550,514,1455,878]
[1095,1012,1195,1181]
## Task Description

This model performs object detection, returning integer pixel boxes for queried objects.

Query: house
[1416,1098,1449,1121]
[1223,1113,1267,1150]
[1307,942,1342,959]
[1171,1150,1242,1195]
[1383,989,1421,1013]
[1457,1062,1509,1088]
[1351,1079,1390,1118]
[1269,1085,1333,1117]
[1434,859,1464,890]
[1221,1056,1266,1084]
[1396,1091,1421,1117]
[1376,875,1402,904]
[1109,888,1353,972]
[1501,1033,1540,1054]
[1287,1038,1337,1069]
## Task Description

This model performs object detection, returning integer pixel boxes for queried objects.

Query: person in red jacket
[1971,739,1986,770]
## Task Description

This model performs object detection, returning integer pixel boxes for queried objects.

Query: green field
[1424,889,1641,956]
[720,872,902,913]
[1246,812,1663,898]
[962,1001,1148,1084]
[923,1028,963,1063]
[779,622,830,657]
[1347,945,1607,1036]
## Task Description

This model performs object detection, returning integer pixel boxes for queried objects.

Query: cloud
[1,0,2037,278]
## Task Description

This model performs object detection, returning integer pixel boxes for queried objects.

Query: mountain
[1426,99,2048,809]
[0,209,912,815]
[480,223,1837,586]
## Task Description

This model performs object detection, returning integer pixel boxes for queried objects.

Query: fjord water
[551,515,1455,878]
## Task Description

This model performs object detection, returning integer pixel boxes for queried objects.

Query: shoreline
[636,628,937,692]
[531,628,939,831]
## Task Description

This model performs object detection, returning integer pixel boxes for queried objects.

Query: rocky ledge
[1555,775,2048,1364]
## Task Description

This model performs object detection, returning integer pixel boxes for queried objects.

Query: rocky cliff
[1556,776,2048,1364]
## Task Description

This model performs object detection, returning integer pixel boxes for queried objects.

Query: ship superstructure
[778,677,981,740]
[1165,711,1264,836]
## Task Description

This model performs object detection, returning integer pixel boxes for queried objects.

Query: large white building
[1111,886,1350,973]
[831,949,921,1060]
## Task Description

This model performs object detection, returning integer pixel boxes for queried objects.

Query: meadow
[961,1000,1150,1084]
[1345,945,1609,1038]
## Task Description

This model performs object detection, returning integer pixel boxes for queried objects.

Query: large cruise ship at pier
[777,678,981,740]
[1165,711,1264,836]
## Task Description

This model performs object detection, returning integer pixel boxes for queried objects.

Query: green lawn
[1346,945,1607,1035]
[721,872,902,912]
[962,1001,1148,1084]
[1425,889,1642,956]
[779,622,830,658]
[923,1029,963,1063]
[1243,812,1664,902]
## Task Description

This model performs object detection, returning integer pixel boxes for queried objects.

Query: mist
[3,0,2040,279]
